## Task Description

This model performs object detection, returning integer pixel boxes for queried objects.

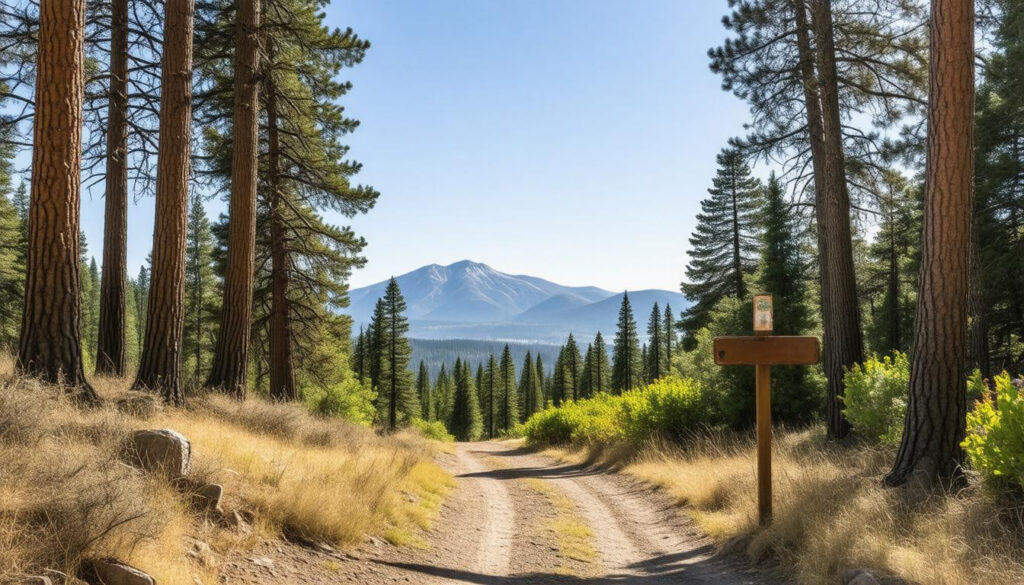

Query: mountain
[347,261,689,345]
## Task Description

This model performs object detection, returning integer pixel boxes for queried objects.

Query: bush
[841,352,909,445]
[522,377,709,447]
[305,377,376,425]
[963,372,1024,486]
[411,418,455,442]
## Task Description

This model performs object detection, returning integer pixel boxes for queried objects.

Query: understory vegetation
[522,351,1024,585]
[0,356,452,584]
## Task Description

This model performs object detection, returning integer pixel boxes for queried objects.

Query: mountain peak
[346,262,689,344]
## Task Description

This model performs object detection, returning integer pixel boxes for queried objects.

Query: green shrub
[963,372,1024,486]
[306,377,377,425]
[523,377,709,447]
[411,418,455,442]
[841,353,909,445]
[619,378,707,444]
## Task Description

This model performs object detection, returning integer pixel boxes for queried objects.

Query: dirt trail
[219,441,783,584]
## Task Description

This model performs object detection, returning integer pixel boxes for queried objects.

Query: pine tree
[416,361,433,421]
[886,0,974,487]
[134,264,149,357]
[759,173,819,425]
[612,293,643,392]
[17,0,97,400]
[135,0,194,405]
[680,147,761,347]
[519,351,542,420]
[535,354,547,408]
[589,332,610,395]
[0,186,23,349]
[482,355,498,438]
[351,327,367,382]
[646,302,665,380]
[564,333,581,401]
[497,344,517,433]
[184,194,220,388]
[579,344,594,399]
[375,278,417,430]
[450,359,482,441]
[663,305,675,373]
[641,344,649,383]
[435,364,454,426]
[551,347,567,406]
[84,257,100,362]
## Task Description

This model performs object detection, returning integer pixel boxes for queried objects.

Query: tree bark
[205,0,261,397]
[885,0,973,487]
[796,0,865,440]
[95,0,129,376]
[133,0,194,405]
[266,68,296,402]
[18,0,98,402]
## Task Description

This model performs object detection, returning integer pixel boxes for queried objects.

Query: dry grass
[0,355,452,584]
[547,427,1024,585]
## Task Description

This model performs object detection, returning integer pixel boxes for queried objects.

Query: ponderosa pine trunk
[134,0,194,405]
[206,0,260,397]
[796,0,865,440]
[95,0,129,376]
[18,0,98,402]
[885,0,973,487]
[266,69,296,402]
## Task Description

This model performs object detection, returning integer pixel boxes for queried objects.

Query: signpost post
[713,294,820,525]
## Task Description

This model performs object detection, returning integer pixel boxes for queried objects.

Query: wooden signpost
[713,294,820,525]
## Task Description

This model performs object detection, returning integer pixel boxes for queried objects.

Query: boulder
[843,568,881,585]
[81,559,154,585]
[126,429,191,477]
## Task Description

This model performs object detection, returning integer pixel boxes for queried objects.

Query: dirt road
[221,441,783,584]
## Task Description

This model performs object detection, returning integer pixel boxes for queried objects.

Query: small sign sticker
[754,294,773,332]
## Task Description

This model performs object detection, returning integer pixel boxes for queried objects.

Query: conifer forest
[1,1,1024,584]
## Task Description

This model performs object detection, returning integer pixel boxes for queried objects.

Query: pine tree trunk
[266,70,296,402]
[797,0,865,440]
[18,0,97,402]
[886,0,973,487]
[134,0,194,405]
[95,0,129,376]
[206,0,260,397]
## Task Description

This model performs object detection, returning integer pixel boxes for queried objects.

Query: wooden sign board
[714,336,820,366]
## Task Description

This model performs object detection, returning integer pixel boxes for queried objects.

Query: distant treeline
[409,339,564,379]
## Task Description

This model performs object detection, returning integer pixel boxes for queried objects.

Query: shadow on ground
[375,547,756,584]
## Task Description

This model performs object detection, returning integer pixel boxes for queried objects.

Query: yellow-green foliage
[411,418,455,442]
[523,377,706,447]
[841,352,909,445]
[963,372,1024,486]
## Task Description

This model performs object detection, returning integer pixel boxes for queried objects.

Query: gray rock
[194,483,223,513]
[82,559,154,585]
[126,429,190,477]
[843,568,881,585]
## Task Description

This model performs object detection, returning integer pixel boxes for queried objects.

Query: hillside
[348,261,689,344]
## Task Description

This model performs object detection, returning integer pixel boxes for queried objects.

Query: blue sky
[76,0,752,292]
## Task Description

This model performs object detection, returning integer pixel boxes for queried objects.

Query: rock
[843,568,881,585]
[81,559,154,585]
[175,478,223,513]
[125,429,190,477]
[221,509,252,534]
[116,393,162,418]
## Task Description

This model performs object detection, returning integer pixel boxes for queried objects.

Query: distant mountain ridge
[347,260,689,344]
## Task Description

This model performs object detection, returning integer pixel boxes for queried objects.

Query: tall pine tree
[497,344,517,433]
[374,278,417,430]
[680,147,761,347]
[416,360,433,421]
[646,302,665,380]
[612,293,643,392]
[450,358,482,441]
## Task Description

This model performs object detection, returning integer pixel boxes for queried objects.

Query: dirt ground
[218,441,787,584]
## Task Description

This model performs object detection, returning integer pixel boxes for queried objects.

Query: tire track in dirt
[467,441,782,584]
